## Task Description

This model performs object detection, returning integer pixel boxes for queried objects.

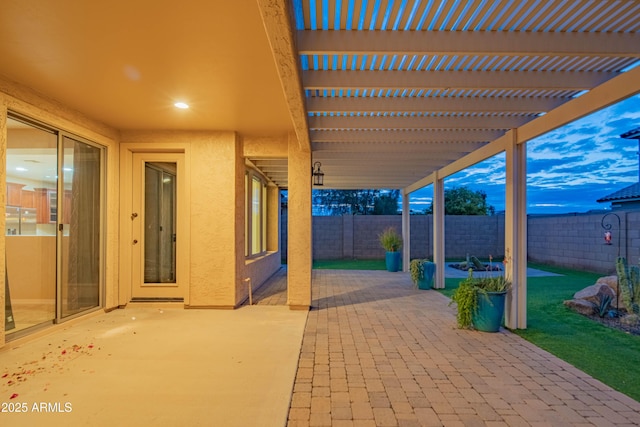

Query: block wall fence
[282,210,640,274]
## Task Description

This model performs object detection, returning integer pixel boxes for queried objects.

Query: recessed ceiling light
[174,102,189,109]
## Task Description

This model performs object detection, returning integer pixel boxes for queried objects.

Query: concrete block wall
[444,215,504,259]
[353,216,402,259]
[409,215,431,259]
[312,216,344,259]
[528,211,640,274]
[628,212,640,263]
[286,210,640,274]
[309,215,503,261]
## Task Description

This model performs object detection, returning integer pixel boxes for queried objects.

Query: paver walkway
[253,269,640,427]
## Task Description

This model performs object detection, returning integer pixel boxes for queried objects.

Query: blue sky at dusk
[407,93,640,215]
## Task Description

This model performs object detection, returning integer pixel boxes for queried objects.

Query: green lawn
[313,259,387,270]
[313,259,640,402]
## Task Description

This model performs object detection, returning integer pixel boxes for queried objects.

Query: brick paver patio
[255,268,640,427]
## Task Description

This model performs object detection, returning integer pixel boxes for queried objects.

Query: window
[246,170,268,256]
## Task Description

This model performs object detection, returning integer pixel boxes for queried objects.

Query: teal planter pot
[416,262,436,289]
[472,291,507,332]
[416,276,432,290]
[385,252,401,272]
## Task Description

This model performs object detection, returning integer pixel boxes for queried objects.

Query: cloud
[407,93,640,214]
[523,94,640,212]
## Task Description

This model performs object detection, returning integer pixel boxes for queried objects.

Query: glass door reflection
[60,136,102,318]
[144,163,176,284]
[5,117,58,333]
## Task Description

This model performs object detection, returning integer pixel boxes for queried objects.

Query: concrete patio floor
[1,303,307,427]
[2,267,639,426]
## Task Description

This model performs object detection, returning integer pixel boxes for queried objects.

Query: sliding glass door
[4,115,104,337]
[4,117,58,333]
[60,136,102,318]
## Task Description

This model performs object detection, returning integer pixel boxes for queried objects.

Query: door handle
[133,239,138,245]
[131,212,138,220]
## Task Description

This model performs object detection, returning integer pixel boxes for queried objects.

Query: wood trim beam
[257,0,310,152]
[298,30,640,58]
[310,128,504,143]
[303,70,617,91]
[403,133,508,193]
[311,157,462,166]
[308,114,534,130]
[307,96,568,114]
[312,141,486,153]
[517,66,640,145]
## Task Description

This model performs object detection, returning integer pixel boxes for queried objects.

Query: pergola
[258,0,640,328]
[0,1,639,330]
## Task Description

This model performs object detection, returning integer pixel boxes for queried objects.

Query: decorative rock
[564,299,597,315]
[573,283,615,305]
[621,314,640,326]
[596,276,618,293]
[594,276,620,308]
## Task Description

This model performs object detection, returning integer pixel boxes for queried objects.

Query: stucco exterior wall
[244,253,282,302]
[120,131,245,308]
[190,132,242,307]
[287,133,311,309]
[1,81,286,346]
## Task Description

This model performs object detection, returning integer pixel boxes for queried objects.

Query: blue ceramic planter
[472,290,507,332]
[416,262,436,289]
[385,252,401,272]
[416,277,432,290]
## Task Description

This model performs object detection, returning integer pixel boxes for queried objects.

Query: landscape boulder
[596,275,618,290]
[563,298,597,315]
[573,283,615,305]
[564,280,617,316]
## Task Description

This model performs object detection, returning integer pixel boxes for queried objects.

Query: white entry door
[131,153,185,300]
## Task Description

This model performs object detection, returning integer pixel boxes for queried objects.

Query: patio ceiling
[260,0,640,190]
[0,2,639,191]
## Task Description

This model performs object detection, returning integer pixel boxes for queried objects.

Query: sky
[407,93,640,215]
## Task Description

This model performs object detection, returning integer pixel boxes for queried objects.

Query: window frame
[245,169,268,258]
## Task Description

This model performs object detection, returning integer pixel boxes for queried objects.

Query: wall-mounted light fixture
[312,161,324,186]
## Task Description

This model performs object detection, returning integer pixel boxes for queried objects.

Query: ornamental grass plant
[378,227,402,252]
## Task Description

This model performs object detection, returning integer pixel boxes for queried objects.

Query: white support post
[504,130,528,329]
[402,189,410,272]
[433,174,445,289]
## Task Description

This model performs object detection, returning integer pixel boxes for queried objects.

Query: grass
[314,259,640,402]
[313,259,387,270]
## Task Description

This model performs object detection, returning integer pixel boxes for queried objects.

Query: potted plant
[449,256,511,332]
[410,259,436,290]
[378,226,402,272]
